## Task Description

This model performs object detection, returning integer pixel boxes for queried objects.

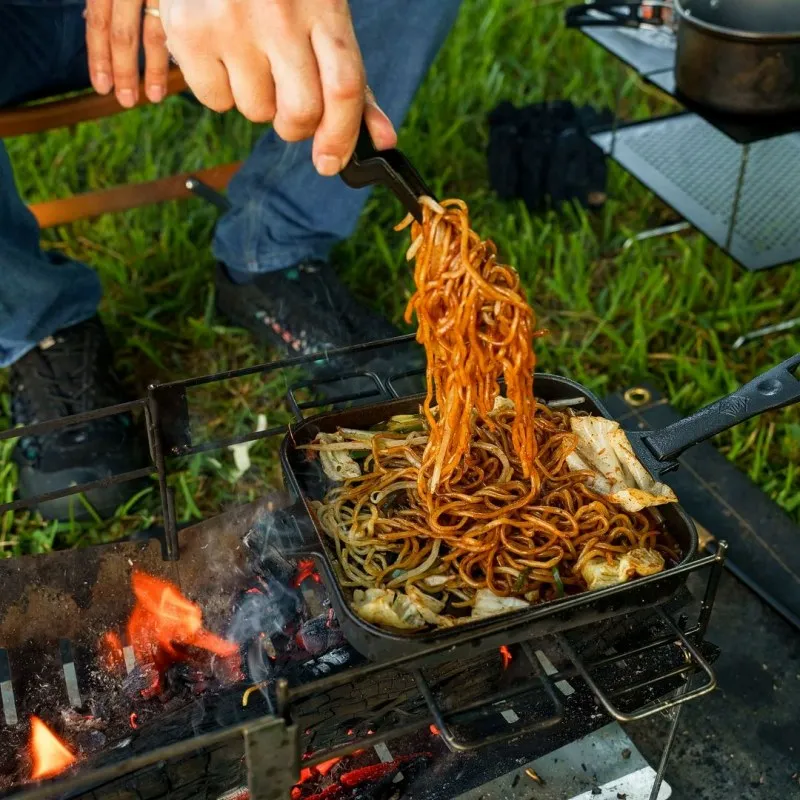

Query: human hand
[85,0,171,107]
[158,0,397,176]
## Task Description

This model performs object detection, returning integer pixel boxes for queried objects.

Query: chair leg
[29,162,242,228]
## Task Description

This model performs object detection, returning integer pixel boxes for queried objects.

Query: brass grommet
[623,387,652,408]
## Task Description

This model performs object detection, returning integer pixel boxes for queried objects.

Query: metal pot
[675,0,800,114]
[566,1,800,115]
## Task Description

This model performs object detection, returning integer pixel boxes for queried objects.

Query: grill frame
[0,335,726,800]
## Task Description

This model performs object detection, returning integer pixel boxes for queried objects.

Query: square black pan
[278,373,699,667]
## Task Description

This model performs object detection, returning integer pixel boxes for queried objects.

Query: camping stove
[0,336,725,800]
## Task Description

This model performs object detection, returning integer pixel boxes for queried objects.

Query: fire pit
[0,336,725,800]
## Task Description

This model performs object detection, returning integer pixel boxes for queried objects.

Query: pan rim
[675,0,800,43]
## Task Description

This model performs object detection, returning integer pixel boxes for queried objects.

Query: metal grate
[593,115,800,270]
[580,19,676,75]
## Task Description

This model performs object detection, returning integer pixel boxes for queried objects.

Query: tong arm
[340,121,436,222]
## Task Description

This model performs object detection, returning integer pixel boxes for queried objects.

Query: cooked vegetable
[580,548,665,591]
[566,417,678,512]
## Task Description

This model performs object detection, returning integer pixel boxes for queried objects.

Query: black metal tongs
[340,121,436,222]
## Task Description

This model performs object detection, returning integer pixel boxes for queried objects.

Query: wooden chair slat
[30,162,242,228]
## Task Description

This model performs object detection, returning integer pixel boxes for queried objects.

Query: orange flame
[499,646,512,669]
[125,571,240,694]
[29,717,76,781]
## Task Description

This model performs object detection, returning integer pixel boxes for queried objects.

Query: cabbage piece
[581,548,665,591]
[492,396,515,413]
[351,588,426,630]
[470,588,530,620]
[316,433,362,481]
[405,584,456,627]
[567,416,678,512]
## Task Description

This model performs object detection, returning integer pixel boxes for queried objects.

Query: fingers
[309,4,366,175]
[85,0,114,95]
[110,0,144,107]
[142,11,170,103]
[224,51,276,123]
[267,9,324,143]
[161,0,233,111]
[364,86,397,151]
[174,55,235,112]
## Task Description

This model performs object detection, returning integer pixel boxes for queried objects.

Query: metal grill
[0,335,725,800]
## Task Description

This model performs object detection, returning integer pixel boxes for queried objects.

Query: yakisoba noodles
[399,198,543,496]
[306,199,678,630]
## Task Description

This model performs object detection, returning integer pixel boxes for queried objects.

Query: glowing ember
[499,645,512,669]
[298,766,315,784]
[292,559,321,588]
[29,717,76,781]
[315,757,341,776]
[429,724,440,735]
[99,631,124,672]
[129,713,138,729]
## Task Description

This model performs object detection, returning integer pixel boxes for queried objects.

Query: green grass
[2,0,799,555]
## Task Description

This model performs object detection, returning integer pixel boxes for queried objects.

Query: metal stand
[586,22,800,271]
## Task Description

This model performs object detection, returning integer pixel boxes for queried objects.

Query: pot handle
[636,354,800,473]
[565,2,645,29]
[564,2,671,30]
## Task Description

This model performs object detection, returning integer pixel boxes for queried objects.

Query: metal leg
[145,387,180,561]
[622,220,692,250]
[185,176,232,212]
[732,317,800,350]
[697,540,727,640]
[648,686,686,800]
[725,144,750,252]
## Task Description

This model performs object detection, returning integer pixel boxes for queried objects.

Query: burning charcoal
[344,754,431,799]
[123,663,160,698]
[300,647,356,680]
[59,708,106,733]
[297,615,346,656]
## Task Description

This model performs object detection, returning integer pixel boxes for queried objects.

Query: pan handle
[638,354,800,472]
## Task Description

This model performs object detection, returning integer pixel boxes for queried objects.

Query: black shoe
[215,262,424,392]
[10,318,148,520]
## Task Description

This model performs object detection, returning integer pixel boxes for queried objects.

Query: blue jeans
[0,0,462,367]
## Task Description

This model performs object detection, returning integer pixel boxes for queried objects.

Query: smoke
[227,586,300,643]
[228,505,309,643]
